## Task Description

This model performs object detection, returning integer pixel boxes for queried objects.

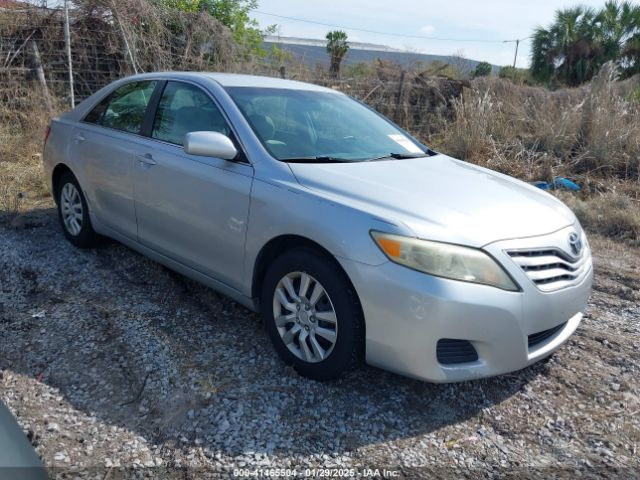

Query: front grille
[437,339,478,365]
[507,247,589,292]
[528,322,567,348]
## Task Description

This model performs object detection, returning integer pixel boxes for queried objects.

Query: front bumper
[338,227,593,383]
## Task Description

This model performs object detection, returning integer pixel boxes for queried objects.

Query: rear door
[133,80,253,290]
[70,80,159,239]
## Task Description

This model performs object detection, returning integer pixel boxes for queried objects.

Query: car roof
[126,72,339,93]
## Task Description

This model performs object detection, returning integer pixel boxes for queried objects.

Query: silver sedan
[43,72,592,382]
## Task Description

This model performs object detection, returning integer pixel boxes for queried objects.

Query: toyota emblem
[568,232,583,256]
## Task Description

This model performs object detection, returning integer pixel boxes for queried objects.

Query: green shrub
[474,61,492,77]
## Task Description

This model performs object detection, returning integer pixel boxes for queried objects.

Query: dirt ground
[1,204,639,479]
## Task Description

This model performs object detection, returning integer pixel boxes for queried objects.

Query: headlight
[371,231,519,291]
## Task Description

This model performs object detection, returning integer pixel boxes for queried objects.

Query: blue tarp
[532,177,581,191]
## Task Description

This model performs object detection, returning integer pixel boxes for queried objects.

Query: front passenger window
[152,82,231,146]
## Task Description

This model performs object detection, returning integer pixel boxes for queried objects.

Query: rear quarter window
[83,81,157,135]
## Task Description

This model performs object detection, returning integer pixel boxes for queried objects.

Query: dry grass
[0,94,54,222]
[0,157,46,220]
[556,191,640,245]
[432,66,640,246]
[440,65,640,184]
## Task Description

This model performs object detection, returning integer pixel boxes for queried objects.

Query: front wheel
[56,171,99,248]
[261,248,363,380]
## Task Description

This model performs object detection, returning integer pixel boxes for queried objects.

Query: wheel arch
[252,235,363,309]
[252,233,366,360]
[51,163,75,204]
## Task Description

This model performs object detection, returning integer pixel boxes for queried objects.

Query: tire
[56,171,99,248]
[261,247,363,381]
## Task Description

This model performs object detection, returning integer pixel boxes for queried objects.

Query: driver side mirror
[183,131,238,160]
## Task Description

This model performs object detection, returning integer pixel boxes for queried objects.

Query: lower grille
[437,339,478,365]
[528,322,566,348]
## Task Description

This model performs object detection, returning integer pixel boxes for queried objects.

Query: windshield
[225,86,429,162]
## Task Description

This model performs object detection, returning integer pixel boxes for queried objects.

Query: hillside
[263,35,496,72]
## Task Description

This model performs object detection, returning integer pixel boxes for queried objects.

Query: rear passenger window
[84,81,157,134]
[84,96,110,124]
[152,82,231,146]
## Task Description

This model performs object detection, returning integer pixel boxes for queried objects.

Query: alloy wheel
[60,182,83,236]
[272,271,338,363]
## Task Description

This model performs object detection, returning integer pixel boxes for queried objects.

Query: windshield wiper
[281,151,434,163]
[281,156,354,163]
[366,152,430,161]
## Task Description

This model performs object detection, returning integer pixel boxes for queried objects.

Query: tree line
[531,1,640,85]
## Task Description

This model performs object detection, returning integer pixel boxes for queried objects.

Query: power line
[256,10,529,44]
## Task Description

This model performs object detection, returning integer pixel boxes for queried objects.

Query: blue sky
[253,0,611,67]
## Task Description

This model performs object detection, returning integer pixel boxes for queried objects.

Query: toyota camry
[42,73,593,382]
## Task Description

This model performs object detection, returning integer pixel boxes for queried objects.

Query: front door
[133,81,253,291]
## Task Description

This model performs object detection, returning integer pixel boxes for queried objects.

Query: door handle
[136,153,157,166]
[74,133,86,144]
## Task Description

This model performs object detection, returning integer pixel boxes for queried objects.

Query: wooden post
[394,70,406,125]
[64,0,75,108]
[29,40,53,113]
[112,4,138,74]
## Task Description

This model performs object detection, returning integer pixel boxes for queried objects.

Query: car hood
[288,154,576,247]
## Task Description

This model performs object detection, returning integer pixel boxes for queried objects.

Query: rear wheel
[261,248,363,380]
[56,172,99,248]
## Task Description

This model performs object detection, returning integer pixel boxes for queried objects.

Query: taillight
[44,125,51,145]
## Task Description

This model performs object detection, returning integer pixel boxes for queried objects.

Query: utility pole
[503,38,522,81]
[64,0,74,108]
[512,39,520,69]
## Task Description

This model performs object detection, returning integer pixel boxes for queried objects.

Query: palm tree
[531,27,555,84]
[622,33,640,76]
[326,30,349,78]
[531,1,640,84]
[532,6,601,86]
[595,1,640,77]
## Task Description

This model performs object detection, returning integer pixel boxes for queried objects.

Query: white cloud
[420,25,435,35]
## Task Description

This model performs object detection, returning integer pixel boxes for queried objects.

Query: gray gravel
[1,206,639,478]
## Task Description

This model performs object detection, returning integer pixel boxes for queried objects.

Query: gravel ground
[1,206,639,479]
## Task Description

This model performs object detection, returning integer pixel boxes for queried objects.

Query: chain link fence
[0,0,244,108]
[1,0,474,143]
